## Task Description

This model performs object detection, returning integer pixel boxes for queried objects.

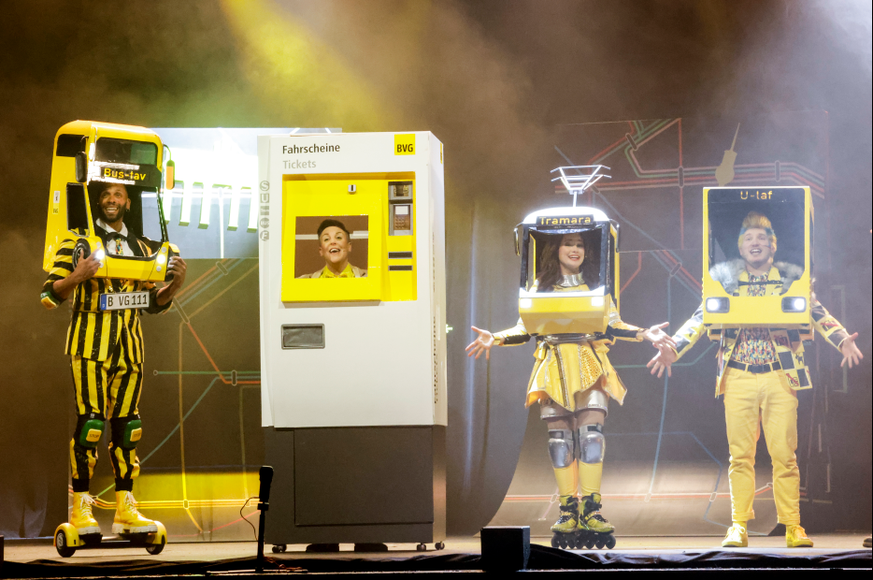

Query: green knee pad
[75,415,105,449]
[111,416,143,450]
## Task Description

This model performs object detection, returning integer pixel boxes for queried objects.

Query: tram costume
[493,274,646,545]
[668,213,850,548]
[41,228,171,536]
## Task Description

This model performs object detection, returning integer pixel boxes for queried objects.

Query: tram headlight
[706,297,730,313]
[781,297,807,312]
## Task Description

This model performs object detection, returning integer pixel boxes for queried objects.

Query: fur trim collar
[709,259,803,294]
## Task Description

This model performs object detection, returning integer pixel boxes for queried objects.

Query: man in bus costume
[41,182,187,536]
[648,211,863,548]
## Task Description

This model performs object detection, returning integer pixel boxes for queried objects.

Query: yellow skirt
[525,340,627,410]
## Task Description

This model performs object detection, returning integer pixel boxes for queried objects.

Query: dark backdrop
[1,0,869,538]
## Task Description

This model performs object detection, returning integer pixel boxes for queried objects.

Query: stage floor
[3,534,871,576]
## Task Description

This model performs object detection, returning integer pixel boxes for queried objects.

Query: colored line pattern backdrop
[488,112,839,537]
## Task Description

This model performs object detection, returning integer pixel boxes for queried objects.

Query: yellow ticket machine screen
[281,172,416,302]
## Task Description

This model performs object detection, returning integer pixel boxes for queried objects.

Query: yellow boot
[112,490,157,534]
[70,492,100,535]
[786,525,814,548]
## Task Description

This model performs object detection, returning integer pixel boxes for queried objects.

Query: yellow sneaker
[70,491,101,535]
[786,525,814,548]
[721,522,748,547]
[112,490,157,534]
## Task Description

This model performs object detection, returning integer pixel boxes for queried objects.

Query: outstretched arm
[647,345,678,378]
[839,332,864,368]
[670,302,706,358]
[646,301,705,378]
[604,297,675,350]
[466,326,495,360]
[466,317,531,360]
[640,322,677,350]
[810,295,863,368]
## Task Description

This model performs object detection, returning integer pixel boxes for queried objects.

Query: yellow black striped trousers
[69,334,143,490]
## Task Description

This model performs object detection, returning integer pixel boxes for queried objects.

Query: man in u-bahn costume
[649,211,863,548]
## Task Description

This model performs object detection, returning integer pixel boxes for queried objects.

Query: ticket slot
[282,324,325,349]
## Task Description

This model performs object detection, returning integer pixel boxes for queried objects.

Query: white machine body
[257,132,447,429]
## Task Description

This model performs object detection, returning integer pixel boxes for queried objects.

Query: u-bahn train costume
[668,209,851,549]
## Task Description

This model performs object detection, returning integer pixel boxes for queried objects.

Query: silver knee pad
[548,429,576,468]
[577,424,605,464]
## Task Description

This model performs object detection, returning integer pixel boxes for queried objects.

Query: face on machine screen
[558,233,585,275]
[318,226,352,272]
[739,227,773,271]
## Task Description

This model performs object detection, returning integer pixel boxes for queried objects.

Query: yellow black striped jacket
[41,235,171,362]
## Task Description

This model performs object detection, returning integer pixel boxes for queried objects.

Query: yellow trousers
[723,367,800,525]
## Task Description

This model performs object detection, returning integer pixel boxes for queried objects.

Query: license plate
[99,291,149,311]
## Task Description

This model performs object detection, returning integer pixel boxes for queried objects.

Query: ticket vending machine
[257,132,446,549]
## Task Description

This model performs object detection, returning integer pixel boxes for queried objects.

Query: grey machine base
[264,425,446,546]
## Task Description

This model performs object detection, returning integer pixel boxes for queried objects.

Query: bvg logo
[394,134,415,155]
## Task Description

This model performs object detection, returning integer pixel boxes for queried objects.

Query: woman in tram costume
[467,214,673,549]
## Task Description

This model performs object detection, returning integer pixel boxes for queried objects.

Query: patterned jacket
[673,260,849,397]
[41,234,171,362]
